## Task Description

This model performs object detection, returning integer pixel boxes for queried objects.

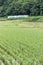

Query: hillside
[0,0,43,16]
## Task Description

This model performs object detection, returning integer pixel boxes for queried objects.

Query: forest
[0,0,43,17]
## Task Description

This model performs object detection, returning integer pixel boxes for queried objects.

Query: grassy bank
[0,16,43,22]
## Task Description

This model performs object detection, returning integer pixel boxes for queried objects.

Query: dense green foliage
[0,0,43,16]
[0,21,43,65]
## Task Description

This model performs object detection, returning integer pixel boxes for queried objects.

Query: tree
[0,0,43,17]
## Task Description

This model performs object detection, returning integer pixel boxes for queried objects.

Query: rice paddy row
[0,21,43,65]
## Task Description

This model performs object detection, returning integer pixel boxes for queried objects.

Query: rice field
[0,20,43,65]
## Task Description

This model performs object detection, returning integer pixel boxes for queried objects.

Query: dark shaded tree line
[0,0,43,17]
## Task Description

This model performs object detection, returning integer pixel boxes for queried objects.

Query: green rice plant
[0,20,43,65]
